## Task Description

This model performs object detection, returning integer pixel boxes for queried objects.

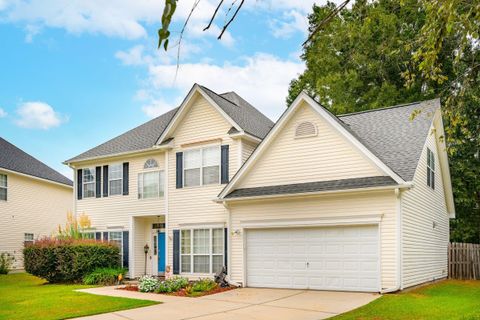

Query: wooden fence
[448,242,480,280]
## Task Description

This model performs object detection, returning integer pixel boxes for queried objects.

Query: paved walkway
[74,286,379,320]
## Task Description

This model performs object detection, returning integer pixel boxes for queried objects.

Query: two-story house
[65,84,454,293]
[0,137,73,270]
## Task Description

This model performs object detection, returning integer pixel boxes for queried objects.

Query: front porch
[131,215,167,279]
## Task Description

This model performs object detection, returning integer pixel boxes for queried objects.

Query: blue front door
[157,232,166,273]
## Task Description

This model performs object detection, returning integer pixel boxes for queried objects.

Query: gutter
[228,131,262,144]
[63,143,173,166]
[215,183,413,203]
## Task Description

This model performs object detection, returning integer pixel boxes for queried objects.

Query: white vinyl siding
[167,94,239,276]
[0,174,7,201]
[401,122,449,289]
[0,171,71,269]
[138,171,164,199]
[82,168,95,198]
[183,146,220,187]
[238,102,383,189]
[180,228,224,274]
[108,164,123,196]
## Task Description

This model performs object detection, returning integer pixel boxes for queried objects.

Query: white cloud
[141,53,304,120]
[24,24,42,42]
[15,101,67,129]
[269,10,309,39]
[0,107,7,118]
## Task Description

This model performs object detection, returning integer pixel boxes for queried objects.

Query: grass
[0,273,159,320]
[333,280,480,320]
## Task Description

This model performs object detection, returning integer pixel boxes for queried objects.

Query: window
[427,148,435,189]
[82,168,95,198]
[109,231,124,266]
[144,159,158,169]
[82,232,95,240]
[184,146,220,187]
[109,164,123,196]
[24,233,34,246]
[180,228,224,274]
[0,174,7,201]
[138,171,164,199]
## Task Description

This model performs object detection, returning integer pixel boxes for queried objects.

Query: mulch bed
[117,285,236,297]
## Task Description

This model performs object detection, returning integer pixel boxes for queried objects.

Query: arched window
[295,121,317,138]
[144,159,159,169]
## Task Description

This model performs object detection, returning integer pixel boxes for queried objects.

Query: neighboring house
[65,84,454,293]
[0,137,73,269]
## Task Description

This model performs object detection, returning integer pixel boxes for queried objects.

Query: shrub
[0,252,15,274]
[138,275,159,293]
[155,276,189,293]
[192,278,217,292]
[23,238,120,283]
[83,267,126,285]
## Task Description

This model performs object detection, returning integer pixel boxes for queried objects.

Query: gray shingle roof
[66,107,178,163]
[66,85,273,163]
[0,137,72,186]
[201,86,274,139]
[339,99,439,181]
[225,176,397,199]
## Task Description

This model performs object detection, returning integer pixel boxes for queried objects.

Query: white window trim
[183,145,221,188]
[24,233,34,245]
[0,173,7,201]
[108,163,123,196]
[108,230,125,267]
[138,170,165,200]
[180,228,224,275]
[82,167,96,198]
[427,148,435,190]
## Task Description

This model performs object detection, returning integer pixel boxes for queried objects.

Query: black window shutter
[95,232,101,240]
[221,145,229,184]
[122,231,129,269]
[224,228,228,273]
[122,162,129,195]
[103,165,109,197]
[173,230,180,274]
[176,152,183,189]
[95,167,101,198]
[103,232,109,241]
[77,169,83,200]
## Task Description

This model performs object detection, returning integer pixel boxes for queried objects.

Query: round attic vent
[295,121,317,138]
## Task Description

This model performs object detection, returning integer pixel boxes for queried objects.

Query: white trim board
[239,214,383,229]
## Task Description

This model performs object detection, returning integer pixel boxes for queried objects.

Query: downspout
[382,187,403,293]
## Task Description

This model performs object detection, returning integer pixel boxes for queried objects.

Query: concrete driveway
[75,287,379,320]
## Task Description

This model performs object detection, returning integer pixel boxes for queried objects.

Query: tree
[288,0,480,243]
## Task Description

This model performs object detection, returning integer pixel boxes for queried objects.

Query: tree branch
[302,0,350,46]
[203,0,224,31]
[218,0,244,40]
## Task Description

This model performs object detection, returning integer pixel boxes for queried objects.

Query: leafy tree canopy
[288,0,480,242]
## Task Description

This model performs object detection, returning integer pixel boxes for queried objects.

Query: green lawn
[333,280,480,320]
[0,273,158,320]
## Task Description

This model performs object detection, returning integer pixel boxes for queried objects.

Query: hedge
[23,238,121,283]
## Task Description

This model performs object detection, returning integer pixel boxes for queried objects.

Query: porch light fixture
[144,244,149,275]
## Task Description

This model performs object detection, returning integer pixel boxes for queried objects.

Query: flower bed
[118,276,236,298]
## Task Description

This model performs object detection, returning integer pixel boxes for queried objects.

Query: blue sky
[0,1,329,178]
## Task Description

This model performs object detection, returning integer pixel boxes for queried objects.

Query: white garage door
[246,225,379,292]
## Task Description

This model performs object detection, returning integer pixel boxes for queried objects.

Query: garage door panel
[246,225,379,292]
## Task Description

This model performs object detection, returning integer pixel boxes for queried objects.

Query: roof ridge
[338,98,439,117]
[200,85,240,107]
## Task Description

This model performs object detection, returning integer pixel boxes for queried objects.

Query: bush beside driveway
[0,273,158,320]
